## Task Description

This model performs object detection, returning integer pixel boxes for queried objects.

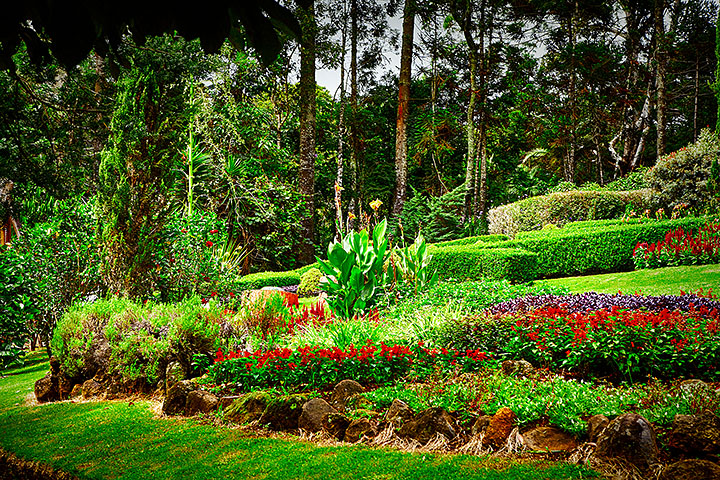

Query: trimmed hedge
[515,217,708,278]
[488,189,652,237]
[235,263,319,291]
[431,234,510,248]
[429,245,538,283]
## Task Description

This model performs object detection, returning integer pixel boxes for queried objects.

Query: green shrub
[604,167,650,191]
[297,268,322,296]
[488,189,652,237]
[647,129,720,212]
[432,313,519,355]
[431,234,509,248]
[235,271,301,291]
[429,245,538,283]
[515,217,708,278]
[0,246,38,368]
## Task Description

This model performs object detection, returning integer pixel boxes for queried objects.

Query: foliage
[514,216,709,278]
[9,194,102,351]
[317,219,390,319]
[506,305,720,382]
[431,234,509,248]
[208,341,491,391]
[392,233,438,294]
[487,189,652,237]
[421,185,466,243]
[603,167,650,191]
[647,129,720,212]
[51,297,226,385]
[490,291,720,315]
[428,245,538,283]
[0,246,37,368]
[297,268,323,296]
[633,222,720,269]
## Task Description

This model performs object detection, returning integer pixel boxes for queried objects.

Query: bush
[429,245,538,283]
[431,234,509,248]
[515,217,708,278]
[0,246,38,368]
[487,189,652,237]
[235,271,302,291]
[297,268,322,296]
[51,297,226,388]
[647,129,720,212]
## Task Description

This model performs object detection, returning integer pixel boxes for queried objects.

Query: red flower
[210,229,219,234]
[206,240,213,247]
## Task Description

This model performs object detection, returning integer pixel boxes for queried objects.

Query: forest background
[1,0,719,345]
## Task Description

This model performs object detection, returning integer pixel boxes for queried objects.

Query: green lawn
[0,353,596,480]
[538,264,720,295]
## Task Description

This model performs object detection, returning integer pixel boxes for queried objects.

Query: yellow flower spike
[348,212,356,220]
[370,199,382,211]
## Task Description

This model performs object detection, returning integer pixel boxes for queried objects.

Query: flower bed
[208,341,491,390]
[633,222,720,269]
[506,305,720,381]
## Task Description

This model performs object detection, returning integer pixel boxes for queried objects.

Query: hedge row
[235,263,319,291]
[515,216,708,278]
[429,245,538,283]
[487,189,652,237]
[431,234,509,248]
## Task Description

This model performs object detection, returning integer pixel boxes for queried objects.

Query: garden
[3,2,720,479]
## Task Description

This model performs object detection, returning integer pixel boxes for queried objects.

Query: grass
[0,354,597,479]
[538,264,720,295]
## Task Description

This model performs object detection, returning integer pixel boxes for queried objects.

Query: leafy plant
[317,219,390,319]
[392,233,438,295]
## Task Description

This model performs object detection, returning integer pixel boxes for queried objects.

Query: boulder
[162,379,196,415]
[298,398,337,433]
[484,407,517,449]
[81,379,104,399]
[69,384,83,399]
[58,374,74,400]
[471,415,492,436]
[521,426,578,452]
[224,391,273,424]
[679,379,711,394]
[399,407,458,445]
[344,418,376,443]
[329,380,364,412]
[49,356,61,375]
[34,372,60,403]
[501,360,533,377]
[165,362,185,393]
[259,394,310,431]
[186,390,219,416]
[586,414,610,443]
[668,412,720,454]
[659,459,720,480]
[324,413,351,440]
[595,413,658,470]
[219,396,241,410]
[384,399,415,427]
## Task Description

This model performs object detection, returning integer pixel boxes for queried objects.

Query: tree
[393,0,416,217]
[297,0,318,264]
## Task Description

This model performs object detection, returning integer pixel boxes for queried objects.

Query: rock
[219,396,241,410]
[330,380,364,412]
[399,407,458,445]
[165,362,185,393]
[84,337,111,378]
[34,372,60,403]
[70,384,83,399]
[224,391,273,424]
[679,379,710,393]
[298,398,337,433]
[522,426,578,452]
[344,418,376,443]
[384,399,415,427]
[595,413,658,470]
[81,379,104,398]
[186,390,219,416]
[484,407,517,449]
[668,412,720,454]
[659,459,720,480]
[586,414,610,443]
[58,374,74,400]
[49,356,61,375]
[259,394,310,431]
[324,413,351,440]
[162,379,196,415]
[471,415,492,436]
[501,360,534,377]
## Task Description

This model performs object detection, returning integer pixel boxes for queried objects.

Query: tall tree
[392,0,416,218]
[297,0,318,264]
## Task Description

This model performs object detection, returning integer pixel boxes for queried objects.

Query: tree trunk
[298,0,316,264]
[335,0,349,238]
[348,0,359,228]
[654,0,667,158]
[392,0,415,218]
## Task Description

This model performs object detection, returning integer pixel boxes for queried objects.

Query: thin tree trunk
[348,0,358,228]
[655,0,667,158]
[392,0,415,218]
[335,0,348,238]
[298,0,316,263]
[694,52,699,141]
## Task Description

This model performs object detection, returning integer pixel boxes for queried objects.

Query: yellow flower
[370,199,382,211]
[334,182,344,194]
[348,212,356,220]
